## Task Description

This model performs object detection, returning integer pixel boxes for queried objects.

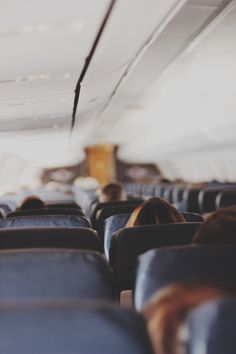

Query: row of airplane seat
[124,182,236,213]
[0,184,235,352]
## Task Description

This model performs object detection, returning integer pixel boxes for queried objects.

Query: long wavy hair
[126,198,186,227]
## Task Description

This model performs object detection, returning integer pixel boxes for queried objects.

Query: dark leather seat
[135,245,236,310]
[104,214,203,258]
[7,208,85,218]
[172,186,185,205]
[0,203,13,216]
[91,200,143,227]
[181,188,202,213]
[198,188,223,213]
[183,212,203,222]
[163,185,175,203]
[198,186,236,213]
[0,227,101,251]
[46,202,82,210]
[104,214,130,258]
[110,223,201,293]
[216,190,236,209]
[0,215,90,228]
[95,205,140,244]
[188,299,236,354]
[0,303,153,354]
[0,250,114,302]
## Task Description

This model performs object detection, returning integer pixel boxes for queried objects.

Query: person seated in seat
[142,282,234,354]
[126,198,186,227]
[98,182,126,203]
[16,196,47,211]
[192,206,236,244]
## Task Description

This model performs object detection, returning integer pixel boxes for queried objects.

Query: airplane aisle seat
[110,223,201,293]
[0,227,101,251]
[135,245,236,310]
[0,250,115,302]
[0,303,153,354]
[188,298,236,354]
[0,215,91,228]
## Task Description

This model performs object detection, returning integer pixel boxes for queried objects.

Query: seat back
[172,186,185,205]
[182,212,203,222]
[95,205,140,243]
[0,228,101,251]
[216,190,236,209]
[110,223,201,292]
[8,208,85,218]
[104,214,130,258]
[0,250,114,302]
[0,215,90,228]
[135,245,236,310]
[91,199,143,226]
[188,299,236,354]
[104,213,202,258]
[199,186,236,213]
[163,185,175,203]
[182,188,202,213]
[47,202,81,210]
[198,188,223,213]
[0,203,13,216]
[0,303,153,354]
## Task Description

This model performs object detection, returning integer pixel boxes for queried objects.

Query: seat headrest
[46,202,81,210]
[216,190,236,209]
[183,188,202,213]
[95,206,138,243]
[188,299,236,354]
[182,212,203,222]
[0,215,90,228]
[91,200,143,225]
[8,208,84,218]
[104,214,202,258]
[198,188,223,213]
[0,227,101,251]
[135,245,236,310]
[110,223,201,292]
[0,203,13,216]
[0,303,153,354]
[0,250,114,302]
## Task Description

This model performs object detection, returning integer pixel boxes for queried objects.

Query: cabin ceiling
[0,0,236,181]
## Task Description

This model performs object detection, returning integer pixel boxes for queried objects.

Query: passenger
[16,196,47,211]
[192,206,236,244]
[126,197,186,227]
[98,182,126,203]
[142,283,232,354]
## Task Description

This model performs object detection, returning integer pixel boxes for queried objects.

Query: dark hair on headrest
[193,206,236,245]
[17,196,47,211]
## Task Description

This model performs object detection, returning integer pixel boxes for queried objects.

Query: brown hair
[17,196,47,211]
[99,182,125,203]
[143,283,230,354]
[126,198,186,227]
[193,206,236,245]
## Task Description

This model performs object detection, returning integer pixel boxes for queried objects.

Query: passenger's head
[98,182,126,203]
[126,198,186,227]
[143,283,230,354]
[192,206,236,245]
[16,196,47,211]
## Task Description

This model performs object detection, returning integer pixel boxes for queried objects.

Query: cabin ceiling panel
[0,0,110,133]
[73,0,188,131]
[115,2,218,97]
[91,0,222,141]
